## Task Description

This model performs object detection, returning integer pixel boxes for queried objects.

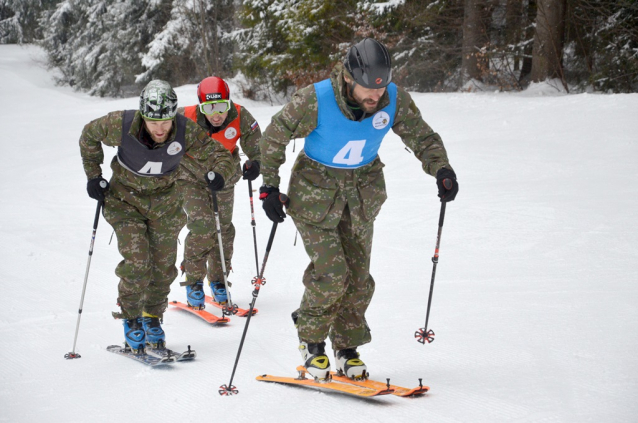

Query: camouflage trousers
[103,180,186,319]
[179,180,235,285]
[293,205,375,351]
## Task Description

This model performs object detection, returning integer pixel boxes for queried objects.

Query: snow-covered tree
[235,0,378,98]
[0,0,57,43]
[136,0,236,87]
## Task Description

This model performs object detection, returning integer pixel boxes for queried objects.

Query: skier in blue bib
[259,39,459,380]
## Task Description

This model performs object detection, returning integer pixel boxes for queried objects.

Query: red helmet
[197,77,230,103]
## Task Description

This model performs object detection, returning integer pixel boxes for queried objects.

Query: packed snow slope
[1,45,636,423]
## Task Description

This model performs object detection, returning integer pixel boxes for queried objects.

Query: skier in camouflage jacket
[176,76,262,307]
[79,80,234,347]
[259,39,459,379]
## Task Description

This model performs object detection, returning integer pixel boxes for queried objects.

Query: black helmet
[344,38,392,89]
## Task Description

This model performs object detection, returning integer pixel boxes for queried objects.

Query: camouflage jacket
[177,101,261,187]
[79,110,235,193]
[260,62,454,228]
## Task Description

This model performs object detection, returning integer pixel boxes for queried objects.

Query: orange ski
[256,371,393,398]
[296,366,429,397]
[205,296,258,317]
[169,300,230,324]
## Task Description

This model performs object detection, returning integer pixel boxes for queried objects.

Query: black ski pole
[209,174,238,316]
[415,179,452,345]
[65,190,106,359]
[246,161,260,277]
[219,198,284,396]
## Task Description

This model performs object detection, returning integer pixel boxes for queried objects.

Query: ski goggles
[199,100,231,115]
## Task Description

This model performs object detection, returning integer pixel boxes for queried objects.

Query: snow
[1,44,637,422]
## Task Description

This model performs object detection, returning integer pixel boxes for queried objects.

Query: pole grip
[212,189,219,212]
[265,221,278,252]
[438,201,446,227]
[93,200,103,230]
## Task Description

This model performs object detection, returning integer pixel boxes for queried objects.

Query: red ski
[169,300,230,324]
[205,295,258,317]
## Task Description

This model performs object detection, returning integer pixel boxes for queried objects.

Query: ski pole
[219,196,286,396]
[209,172,237,316]
[65,188,106,359]
[415,179,452,344]
[245,161,260,276]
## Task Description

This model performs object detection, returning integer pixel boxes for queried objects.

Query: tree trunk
[505,0,523,71]
[519,0,537,82]
[462,0,491,82]
[530,0,567,85]
[198,0,213,76]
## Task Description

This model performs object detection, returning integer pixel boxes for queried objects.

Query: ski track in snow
[1,44,637,422]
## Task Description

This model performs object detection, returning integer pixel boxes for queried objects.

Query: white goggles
[199,100,230,115]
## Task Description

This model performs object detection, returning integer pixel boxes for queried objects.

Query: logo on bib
[167,141,182,155]
[224,127,237,139]
[372,111,390,130]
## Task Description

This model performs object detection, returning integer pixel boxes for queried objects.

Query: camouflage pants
[293,205,375,351]
[179,180,235,284]
[103,180,186,319]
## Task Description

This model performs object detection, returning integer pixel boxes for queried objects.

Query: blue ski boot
[123,317,145,353]
[209,281,228,304]
[142,313,165,349]
[186,280,205,309]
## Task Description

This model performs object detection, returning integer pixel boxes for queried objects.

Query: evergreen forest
[1,0,636,97]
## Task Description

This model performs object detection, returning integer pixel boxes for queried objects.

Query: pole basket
[64,352,81,359]
[251,276,266,287]
[219,384,238,396]
[222,303,239,316]
[415,328,435,344]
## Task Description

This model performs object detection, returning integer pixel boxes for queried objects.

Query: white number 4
[332,140,365,165]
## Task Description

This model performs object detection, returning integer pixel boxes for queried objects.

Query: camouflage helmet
[139,80,178,120]
[344,38,392,89]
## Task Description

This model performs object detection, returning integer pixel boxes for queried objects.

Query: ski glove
[436,168,459,202]
[86,177,109,201]
[242,160,261,181]
[206,172,225,192]
[259,185,290,223]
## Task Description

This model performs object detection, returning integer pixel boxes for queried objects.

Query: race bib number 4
[333,140,365,166]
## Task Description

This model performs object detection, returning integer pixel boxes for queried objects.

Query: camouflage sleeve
[392,87,453,177]
[79,111,124,180]
[260,85,318,187]
[182,118,235,184]
[238,106,262,163]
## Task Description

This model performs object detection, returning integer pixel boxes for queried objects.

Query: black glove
[259,185,290,223]
[86,177,109,201]
[242,160,261,181]
[206,171,225,191]
[436,168,459,202]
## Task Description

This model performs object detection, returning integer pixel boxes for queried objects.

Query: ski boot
[299,341,331,381]
[335,348,368,380]
[123,317,146,353]
[186,280,205,309]
[142,313,165,349]
[209,281,228,304]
